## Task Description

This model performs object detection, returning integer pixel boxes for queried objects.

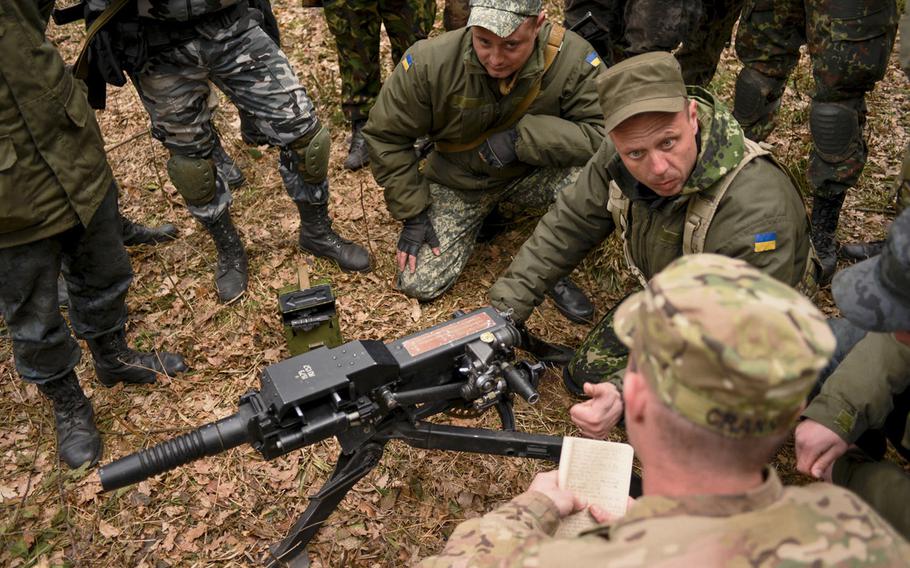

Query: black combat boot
[212,139,246,190]
[87,328,187,386]
[810,193,847,285]
[548,277,595,324]
[343,119,369,172]
[296,202,371,272]
[201,210,248,303]
[37,372,102,468]
[121,215,178,247]
[840,240,885,261]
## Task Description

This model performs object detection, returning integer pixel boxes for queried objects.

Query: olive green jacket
[803,332,910,451]
[490,91,812,322]
[0,0,113,248]
[363,22,605,221]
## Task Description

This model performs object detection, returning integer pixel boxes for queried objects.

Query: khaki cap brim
[603,95,686,134]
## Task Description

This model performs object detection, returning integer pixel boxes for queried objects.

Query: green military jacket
[490,90,812,322]
[0,0,112,248]
[803,332,910,451]
[416,469,910,567]
[363,22,605,221]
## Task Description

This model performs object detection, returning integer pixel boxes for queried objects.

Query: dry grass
[1,2,908,566]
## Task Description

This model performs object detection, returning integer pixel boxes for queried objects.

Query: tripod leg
[265,442,386,567]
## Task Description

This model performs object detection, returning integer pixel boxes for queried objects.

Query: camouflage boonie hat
[614,254,835,438]
[596,51,687,133]
[833,208,910,332]
[467,0,541,38]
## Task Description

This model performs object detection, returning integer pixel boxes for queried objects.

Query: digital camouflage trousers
[397,167,581,302]
[734,0,898,197]
[323,0,436,123]
[132,16,323,221]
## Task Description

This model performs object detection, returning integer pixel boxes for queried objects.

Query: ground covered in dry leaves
[2,2,909,566]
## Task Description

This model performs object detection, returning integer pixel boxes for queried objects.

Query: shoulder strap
[73,0,132,80]
[607,180,648,287]
[435,24,565,154]
[682,139,770,255]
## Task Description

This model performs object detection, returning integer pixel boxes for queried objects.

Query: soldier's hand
[569,382,623,439]
[588,497,636,524]
[397,209,441,273]
[479,128,519,168]
[527,471,586,518]
[794,419,849,480]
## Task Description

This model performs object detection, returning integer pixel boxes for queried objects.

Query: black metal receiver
[98,308,566,567]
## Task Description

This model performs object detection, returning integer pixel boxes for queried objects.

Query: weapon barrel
[99,405,255,491]
[502,364,539,404]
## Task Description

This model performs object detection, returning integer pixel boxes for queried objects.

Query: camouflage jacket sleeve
[803,332,910,444]
[513,41,605,168]
[489,140,617,321]
[415,491,560,568]
[363,44,434,221]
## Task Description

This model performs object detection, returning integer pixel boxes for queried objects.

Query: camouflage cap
[467,0,542,38]
[596,51,687,133]
[614,254,835,438]
[833,208,910,332]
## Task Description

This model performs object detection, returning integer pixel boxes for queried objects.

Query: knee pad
[166,155,217,206]
[287,123,331,184]
[810,101,861,163]
[733,67,785,127]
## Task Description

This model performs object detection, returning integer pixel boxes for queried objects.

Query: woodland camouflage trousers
[324,0,436,122]
[397,167,581,302]
[734,0,898,197]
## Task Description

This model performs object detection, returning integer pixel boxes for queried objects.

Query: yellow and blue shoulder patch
[753,232,777,253]
[402,53,414,71]
[585,51,602,67]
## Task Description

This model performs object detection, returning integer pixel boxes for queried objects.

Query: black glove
[479,128,519,168]
[397,209,440,258]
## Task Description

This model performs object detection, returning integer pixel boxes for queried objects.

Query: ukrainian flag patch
[753,232,777,253]
[586,51,602,67]
[402,53,413,71]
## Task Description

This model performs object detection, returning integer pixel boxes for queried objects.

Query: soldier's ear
[622,359,647,423]
[534,13,546,32]
[686,99,698,129]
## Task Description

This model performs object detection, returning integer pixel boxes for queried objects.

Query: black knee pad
[810,101,861,163]
[733,67,784,126]
[166,155,216,206]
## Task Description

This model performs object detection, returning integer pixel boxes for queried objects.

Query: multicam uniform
[364,22,605,301]
[491,90,815,390]
[416,469,910,567]
[323,0,436,124]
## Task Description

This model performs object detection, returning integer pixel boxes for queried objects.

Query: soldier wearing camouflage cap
[419,254,909,568]
[797,208,910,538]
[491,51,817,410]
[364,0,606,323]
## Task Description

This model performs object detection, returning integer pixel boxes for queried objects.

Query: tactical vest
[136,0,241,21]
[606,138,819,296]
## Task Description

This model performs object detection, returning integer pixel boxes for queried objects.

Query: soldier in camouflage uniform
[86,0,371,304]
[563,0,744,86]
[420,254,910,568]
[732,0,899,282]
[491,52,817,400]
[364,0,605,323]
[796,208,910,539]
[323,0,436,171]
[0,0,187,469]
[841,4,910,260]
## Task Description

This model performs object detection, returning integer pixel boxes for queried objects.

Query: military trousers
[323,0,436,123]
[0,184,131,384]
[131,15,322,222]
[833,449,910,540]
[397,167,580,302]
[734,0,898,197]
